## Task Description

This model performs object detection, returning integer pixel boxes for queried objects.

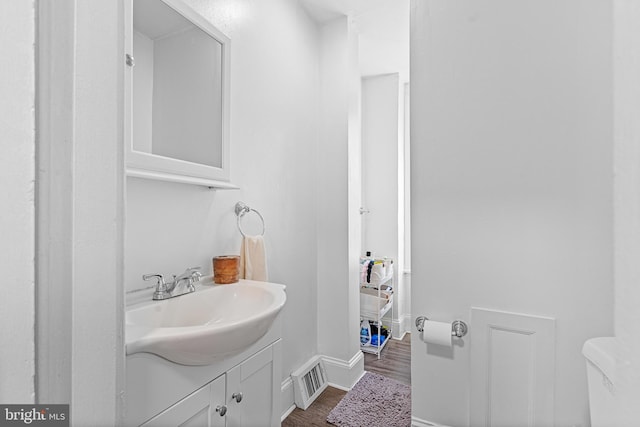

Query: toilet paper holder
[415,316,468,338]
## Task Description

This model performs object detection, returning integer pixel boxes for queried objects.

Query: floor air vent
[291,356,328,410]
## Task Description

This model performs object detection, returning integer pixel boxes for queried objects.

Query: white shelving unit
[359,258,394,359]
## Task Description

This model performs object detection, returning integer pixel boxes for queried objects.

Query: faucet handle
[143,274,170,300]
[143,274,166,286]
[185,267,202,283]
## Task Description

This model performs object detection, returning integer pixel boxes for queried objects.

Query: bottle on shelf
[360,319,371,345]
[360,251,374,285]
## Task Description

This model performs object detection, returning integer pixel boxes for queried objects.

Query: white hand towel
[239,235,268,281]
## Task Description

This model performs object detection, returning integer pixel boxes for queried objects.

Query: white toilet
[583,337,618,427]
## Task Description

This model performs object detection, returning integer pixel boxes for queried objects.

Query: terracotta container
[213,255,240,284]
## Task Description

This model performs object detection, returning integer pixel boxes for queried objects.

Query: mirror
[126,0,233,187]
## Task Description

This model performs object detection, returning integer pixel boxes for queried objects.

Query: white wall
[361,73,407,335]
[362,74,399,260]
[411,1,613,426]
[613,1,640,424]
[315,16,364,387]
[34,1,125,423]
[126,0,321,386]
[346,15,365,377]
[0,0,35,404]
[402,83,411,322]
[70,3,126,423]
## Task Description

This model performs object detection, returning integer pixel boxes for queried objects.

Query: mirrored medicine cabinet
[125,0,236,188]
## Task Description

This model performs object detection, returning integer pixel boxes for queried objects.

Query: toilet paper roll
[422,320,452,347]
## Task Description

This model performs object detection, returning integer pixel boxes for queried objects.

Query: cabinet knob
[232,392,243,403]
[215,405,227,416]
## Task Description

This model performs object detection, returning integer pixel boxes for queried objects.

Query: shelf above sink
[127,168,239,189]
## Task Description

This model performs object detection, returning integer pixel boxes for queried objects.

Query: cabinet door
[141,374,226,427]
[209,374,227,427]
[226,340,282,427]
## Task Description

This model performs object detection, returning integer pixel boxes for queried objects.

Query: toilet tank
[582,337,618,427]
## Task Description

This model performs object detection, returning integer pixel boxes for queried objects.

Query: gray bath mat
[327,372,411,427]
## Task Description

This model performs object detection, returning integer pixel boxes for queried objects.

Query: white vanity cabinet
[140,374,226,427]
[225,342,282,427]
[126,324,282,426]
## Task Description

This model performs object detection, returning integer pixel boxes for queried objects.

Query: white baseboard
[392,314,413,338]
[281,404,295,423]
[280,376,295,421]
[393,330,407,340]
[392,318,403,338]
[281,403,296,423]
[412,416,450,427]
[322,351,365,390]
[327,368,366,391]
[404,313,413,333]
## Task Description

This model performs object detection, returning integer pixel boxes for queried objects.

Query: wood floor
[363,332,411,385]
[281,333,411,426]
[281,387,347,427]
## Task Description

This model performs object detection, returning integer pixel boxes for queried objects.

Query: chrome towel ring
[235,202,265,237]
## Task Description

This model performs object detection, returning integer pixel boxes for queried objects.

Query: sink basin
[126,278,286,365]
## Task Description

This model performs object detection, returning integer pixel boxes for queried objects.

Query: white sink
[126,278,286,365]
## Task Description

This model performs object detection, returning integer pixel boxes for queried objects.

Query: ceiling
[300,0,410,82]
[134,0,194,40]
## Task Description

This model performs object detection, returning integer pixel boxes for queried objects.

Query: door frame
[36,0,126,423]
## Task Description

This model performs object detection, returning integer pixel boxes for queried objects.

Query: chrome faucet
[172,267,203,293]
[142,274,170,300]
[143,266,202,300]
